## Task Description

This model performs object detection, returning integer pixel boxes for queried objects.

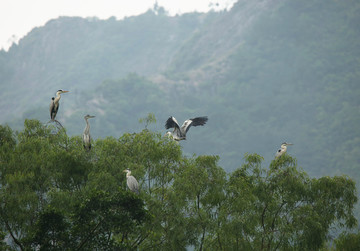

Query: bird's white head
[56,89,69,96]
[281,142,293,147]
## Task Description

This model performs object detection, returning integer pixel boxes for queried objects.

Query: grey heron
[275,142,293,158]
[164,116,208,141]
[123,169,139,194]
[49,89,69,121]
[83,114,95,151]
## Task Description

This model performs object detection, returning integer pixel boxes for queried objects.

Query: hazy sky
[0,0,236,51]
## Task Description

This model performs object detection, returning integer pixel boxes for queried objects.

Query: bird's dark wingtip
[165,116,176,129]
[191,116,209,126]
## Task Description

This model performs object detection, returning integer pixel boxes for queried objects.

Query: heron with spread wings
[164,116,208,141]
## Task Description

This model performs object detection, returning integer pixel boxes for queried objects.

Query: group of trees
[0,1,359,208]
[0,119,359,250]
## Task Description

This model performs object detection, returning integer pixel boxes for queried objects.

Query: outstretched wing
[165,116,180,129]
[165,116,182,137]
[181,116,208,133]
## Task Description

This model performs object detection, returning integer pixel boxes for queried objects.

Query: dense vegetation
[0,120,359,250]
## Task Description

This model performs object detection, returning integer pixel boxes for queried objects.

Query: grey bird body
[50,90,69,120]
[275,142,293,158]
[124,169,139,194]
[49,97,55,119]
[165,116,208,141]
[83,115,95,151]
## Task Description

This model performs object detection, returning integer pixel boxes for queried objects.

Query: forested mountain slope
[0,0,359,185]
[0,8,208,122]
[162,0,360,176]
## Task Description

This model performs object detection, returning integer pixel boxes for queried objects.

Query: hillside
[1,0,359,187]
[0,8,209,122]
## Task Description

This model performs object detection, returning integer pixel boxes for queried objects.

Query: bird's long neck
[281,145,287,151]
[126,172,131,177]
[54,93,61,104]
[84,118,90,134]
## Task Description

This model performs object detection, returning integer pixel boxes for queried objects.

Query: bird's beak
[90,115,96,118]
[62,90,69,93]
[123,170,127,173]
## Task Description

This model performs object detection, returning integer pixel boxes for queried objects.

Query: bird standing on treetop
[164,116,208,141]
[275,142,293,158]
[123,169,139,194]
[83,114,95,151]
[49,89,69,121]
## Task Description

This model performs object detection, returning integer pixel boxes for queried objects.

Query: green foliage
[0,120,358,250]
[0,124,16,148]
[139,112,157,129]
[0,231,10,250]
[335,231,360,251]
[219,154,358,251]
[0,120,149,250]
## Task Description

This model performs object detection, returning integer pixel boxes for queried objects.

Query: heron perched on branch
[123,169,139,194]
[275,142,293,158]
[49,89,69,121]
[164,116,208,141]
[83,114,95,151]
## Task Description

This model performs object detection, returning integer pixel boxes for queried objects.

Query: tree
[0,124,16,148]
[172,155,226,250]
[219,154,357,250]
[0,120,358,250]
[334,231,360,251]
[0,120,149,250]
